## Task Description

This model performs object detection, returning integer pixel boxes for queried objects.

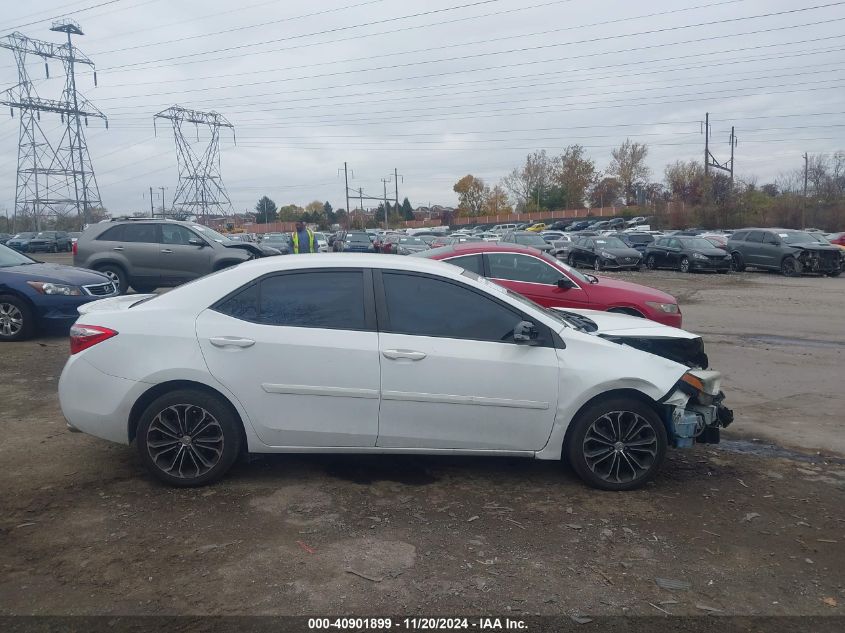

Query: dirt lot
[1,255,844,617]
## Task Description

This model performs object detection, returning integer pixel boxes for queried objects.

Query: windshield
[593,237,626,249]
[191,225,231,243]
[0,244,36,267]
[780,231,818,244]
[264,234,290,242]
[13,232,36,239]
[515,233,547,246]
[683,238,719,250]
[35,232,54,237]
[348,233,370,242]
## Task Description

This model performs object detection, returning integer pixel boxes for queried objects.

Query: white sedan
[59,255,732,490]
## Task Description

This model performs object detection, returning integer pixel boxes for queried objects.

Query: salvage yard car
[417,243,683,327]
[728,228,841,277]
[645,236,732,273]
[59,254,730,490]
[0,243,118,341]
[566,235,643,271]
[74,219,272,293]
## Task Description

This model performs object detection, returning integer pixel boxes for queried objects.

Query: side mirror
[557,278,575,289]
[188,238,205,247]
[513,320,539,344]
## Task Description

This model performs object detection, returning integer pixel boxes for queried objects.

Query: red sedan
[418,243,683,327]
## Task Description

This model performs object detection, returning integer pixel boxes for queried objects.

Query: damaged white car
[59,255,732,491]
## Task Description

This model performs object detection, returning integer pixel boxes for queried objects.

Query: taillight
[70,324,117,355]
[72,241,77,256]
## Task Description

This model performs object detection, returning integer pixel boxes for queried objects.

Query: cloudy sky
[0,0,843,217]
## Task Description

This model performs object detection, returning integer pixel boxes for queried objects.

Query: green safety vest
[291,229,315,254]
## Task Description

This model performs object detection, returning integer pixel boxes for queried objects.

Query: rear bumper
[59,355,145,445]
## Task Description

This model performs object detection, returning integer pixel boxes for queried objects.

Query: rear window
[97,225,125,241]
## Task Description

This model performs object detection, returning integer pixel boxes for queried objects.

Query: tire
[136,389,242,487]
[131,284,158,294]
[567,254,576,267]
[593,257,603,271]
[95,264,128,294]
[780,256,802,277]
[679,257,691,273]
[646,255,657,270]
[565,397,667,491]
[0,294,35,342]
[730,252,745,272]
[828,270,841,278]
[717,270,728,274]
[51,243,58,253]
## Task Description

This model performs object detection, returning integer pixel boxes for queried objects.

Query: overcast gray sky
[0,0,843,217]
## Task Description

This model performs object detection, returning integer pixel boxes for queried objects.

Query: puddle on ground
[719,439,845,465]
[743,334,845,349]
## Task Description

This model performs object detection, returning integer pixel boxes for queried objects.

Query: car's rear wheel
[567,254,576,267]
[679,256,691,273]
[730,252,745,272]
[0,294,34,342]
[781,256,802,277]
[566,397,667,491]
[136,389,242,487]
[593,257,603,271]
[95,264,128,294]
[131,284,157,293]
[645,255,657,270]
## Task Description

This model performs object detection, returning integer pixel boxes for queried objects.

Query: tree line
[452,141,845,230]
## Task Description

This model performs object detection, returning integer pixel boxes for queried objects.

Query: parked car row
[4,231,74,253]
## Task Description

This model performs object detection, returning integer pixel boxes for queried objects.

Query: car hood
[583,274,677,304]
[553,307,707,368]
[0,262,111,285]
[790,243,841,253]
[597,246,641,257]
[222,242,263,258]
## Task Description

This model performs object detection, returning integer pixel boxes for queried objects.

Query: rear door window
[745,231,764,243]
[123,224,160,243]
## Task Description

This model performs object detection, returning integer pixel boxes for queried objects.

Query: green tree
[254,196,278,223]
[401,197,414,220]
[555,144,596,208]
[588,177,623,208]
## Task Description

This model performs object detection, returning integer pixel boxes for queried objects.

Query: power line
[0,0,124,31]
[90,16,845,103]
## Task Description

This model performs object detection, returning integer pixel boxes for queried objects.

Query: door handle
[161,249,173,254]
[382,349,426,361]
[209,336,255,348]
[112,246,124,251]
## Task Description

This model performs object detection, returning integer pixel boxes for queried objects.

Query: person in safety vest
[291,218,316,254]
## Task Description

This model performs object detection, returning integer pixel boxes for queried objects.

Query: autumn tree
[482,184,512,215]
[254,196,278,223]
[555,145,595,208]
[503,150,554,211]
[453,174,486,216]
[608,139,650,205]
[664,160,704,204]
[588,176,623,208]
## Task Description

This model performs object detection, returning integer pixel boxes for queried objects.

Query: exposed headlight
[27,281,82,296]
[692,252,707,260]
[645,301,680,314]
[600,251,616,259]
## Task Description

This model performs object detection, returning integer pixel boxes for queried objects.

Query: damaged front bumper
[662,370,734,448]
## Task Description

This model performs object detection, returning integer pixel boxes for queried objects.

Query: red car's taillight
[72,241,77,256]
[70,324,117,355]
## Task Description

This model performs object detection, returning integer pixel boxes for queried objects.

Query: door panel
[378,333,559,450]
[375,271,559,451]
[195,269,380,447]
[160,224,213,284]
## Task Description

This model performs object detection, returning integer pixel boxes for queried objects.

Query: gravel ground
[1,254,843,617]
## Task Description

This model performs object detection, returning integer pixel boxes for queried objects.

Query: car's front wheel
[679,256,691,273]
[645,255,657,270]
[593,257,603,271]
[565,397,667,491]
[95,264,128,294]
[0,294,34,342]
[781,256,802,277]
[136,389,242,487]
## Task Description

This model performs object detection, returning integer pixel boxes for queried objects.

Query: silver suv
[75,220,266,293]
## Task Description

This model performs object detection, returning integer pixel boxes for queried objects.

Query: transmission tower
[0,20,107,230]
[154,105,235,218]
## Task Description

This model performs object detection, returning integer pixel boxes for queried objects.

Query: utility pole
[381,178,390,231]
[394,167,400,217]
[704,112,710,178]
[149,186,155,217]
[359,187,364,230]
[344,162,350,215]
[159,186,167,215]
[729,126,737,185]
[802,152,809,228]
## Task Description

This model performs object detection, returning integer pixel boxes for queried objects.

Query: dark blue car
[0,244,118,341]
